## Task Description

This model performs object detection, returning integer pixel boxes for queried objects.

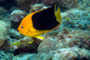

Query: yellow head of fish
[18,16,29,36]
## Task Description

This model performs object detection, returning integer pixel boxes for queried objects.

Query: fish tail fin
[54,3,62,22]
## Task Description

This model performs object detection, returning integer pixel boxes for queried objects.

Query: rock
[38,38,57,53]
[0,21,6,39]
[0,39,4,48]
[52,47,90,60]
[10,10,26,29]
[29,4,48,13]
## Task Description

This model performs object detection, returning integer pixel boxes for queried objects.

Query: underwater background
[0,0,90,60]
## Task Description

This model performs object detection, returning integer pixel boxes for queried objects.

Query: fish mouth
[17,28,20,32]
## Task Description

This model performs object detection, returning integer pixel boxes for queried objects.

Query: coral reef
[0,36,13,51]
[0,21,7,39]
[0,7,11,28]
[13,47,90,60]
[12,37,42,55]
[0,39,10,50]
[0,0,90,60]
[29,4,48,13]
[38,38,57,53]
[52,47,90,60]
[44,28,90,50]
[0,39,4,48]
[0,51,13,60]
[40,0,56,5]
[10,10,26,29]
[8,29,22,39]
[58,0,78,8]
[15,0,31,11]
[61,9,90,30]
[15,0,40,11]
[78,0,90,10]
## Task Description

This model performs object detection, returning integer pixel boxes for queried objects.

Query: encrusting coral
[10,10,26,29]
[61,9,90,30]
[57,0,78,9]
[11,36,42,55]
[52,47,90,60]
[15,0,40,11]
[0,21,7,39]
[29,4,48,13]
[0,39,4,48]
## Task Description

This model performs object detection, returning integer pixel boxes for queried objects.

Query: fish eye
[21,26,23,29]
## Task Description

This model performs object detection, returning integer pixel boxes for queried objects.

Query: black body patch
[32,6,59,30]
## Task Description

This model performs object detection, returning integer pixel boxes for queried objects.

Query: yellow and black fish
[18,4,62,37]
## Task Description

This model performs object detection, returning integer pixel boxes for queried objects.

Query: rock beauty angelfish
[18,4,62,37]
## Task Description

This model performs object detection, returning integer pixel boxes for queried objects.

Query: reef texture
[52,47,90,60]
[0,39,4,48]
[58,0,78,8]
[62,9,90,30]
[0,0,90,60]
[12,47,90,60]
[0,21,6,39]
[29,4,48,13]
[10,10,26,29]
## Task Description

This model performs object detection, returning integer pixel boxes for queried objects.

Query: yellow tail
[54,4,62,22]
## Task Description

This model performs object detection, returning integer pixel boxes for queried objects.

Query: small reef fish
[18,4,62,37]
[11,40,34,45]
[65,17,70,20]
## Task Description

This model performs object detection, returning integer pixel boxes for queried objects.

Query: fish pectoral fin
[35,36,44,40]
